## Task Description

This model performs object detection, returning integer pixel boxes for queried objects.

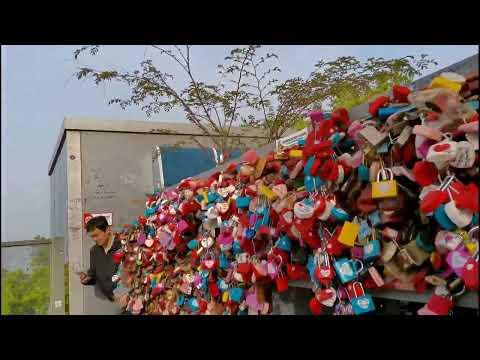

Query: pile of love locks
[112,71,479,315]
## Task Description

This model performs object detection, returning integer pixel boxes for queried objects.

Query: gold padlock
[372,167,398,199]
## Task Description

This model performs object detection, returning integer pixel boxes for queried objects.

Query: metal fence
[1,240,52,315]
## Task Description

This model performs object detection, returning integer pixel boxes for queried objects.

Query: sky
[1,45,478,241]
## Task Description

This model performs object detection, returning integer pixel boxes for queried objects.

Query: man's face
[89,227,111,247]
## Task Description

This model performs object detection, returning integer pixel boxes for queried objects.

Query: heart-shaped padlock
[315,287,337,307]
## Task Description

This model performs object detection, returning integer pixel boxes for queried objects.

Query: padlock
[349,282,375,315]
[371,168,398,199]
[314,251,335,286]
[333,257,364,284]
[338,221,360,247]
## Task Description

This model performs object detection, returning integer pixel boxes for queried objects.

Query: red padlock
[462,258,478,290]
[309,297,323,315]
[112,251,124,264]
[314,252,335,286]
[286,264,309,281]
[276,275,289,293]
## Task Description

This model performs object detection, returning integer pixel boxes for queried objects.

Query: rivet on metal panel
[70,155,76,160]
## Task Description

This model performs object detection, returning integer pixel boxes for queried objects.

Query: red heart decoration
[331,107,351,128]
[434,143,451,152]
[369,95,390,117]
[413,161,438,187]
[455,182,479,213]
[392,85,411,103]
[309,297,324,315]
[319,158,338,181]
[420,190,449,213]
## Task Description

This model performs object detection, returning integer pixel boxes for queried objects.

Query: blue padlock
[330,132,343,145]
[145,208,154,217]
[416,233,435,252]
[304,156,316,175]
[358,165,370,182]
[207,191,218,203]
[331,207,351,222]
[434,204,456,231]
[187,239,199,250]
[232,241,242,255]
[177,294,185,306]
[219,253,230,269]
[363,240,381,262]
[472,213,479,226]
[350,282,375,315]
[280,165,289,180]
[276,234,292,252]
[304,175,322,192]
[298,139,305,146]
[333,258,364,284]
[236,196,251,209]
[368,211,381,227]
[229,287,244,303]
[188,298,200,312]
[378,105,415,120]
[245,228,256,240]
[149,228,156,237]
[307,255,320,288]
[217,279,228,293]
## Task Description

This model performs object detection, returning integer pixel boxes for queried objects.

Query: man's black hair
[86,216,109,233]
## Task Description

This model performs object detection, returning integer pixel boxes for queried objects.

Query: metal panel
[66,131,84,315]
[49,138,68,314]
[49,119,269,175]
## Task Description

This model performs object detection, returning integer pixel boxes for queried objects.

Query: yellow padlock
[222,291,229,303]
[372,168,398,199]
[259,184,277,201]
[338,221,360,247]
[430,76,462,93]
[289,149,303,158]
[255,157,267,179]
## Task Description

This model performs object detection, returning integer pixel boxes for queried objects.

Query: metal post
[152,146,165,192]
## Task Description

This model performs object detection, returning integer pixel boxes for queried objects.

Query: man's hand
[78,272,92,285]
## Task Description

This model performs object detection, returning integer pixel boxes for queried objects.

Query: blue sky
[1,45,478,241]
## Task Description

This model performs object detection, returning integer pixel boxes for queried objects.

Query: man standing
[78,216,129,313]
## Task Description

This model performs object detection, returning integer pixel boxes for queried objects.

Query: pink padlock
[446,245,471,278]
[350,246,364,259]
[177,220,189,233]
